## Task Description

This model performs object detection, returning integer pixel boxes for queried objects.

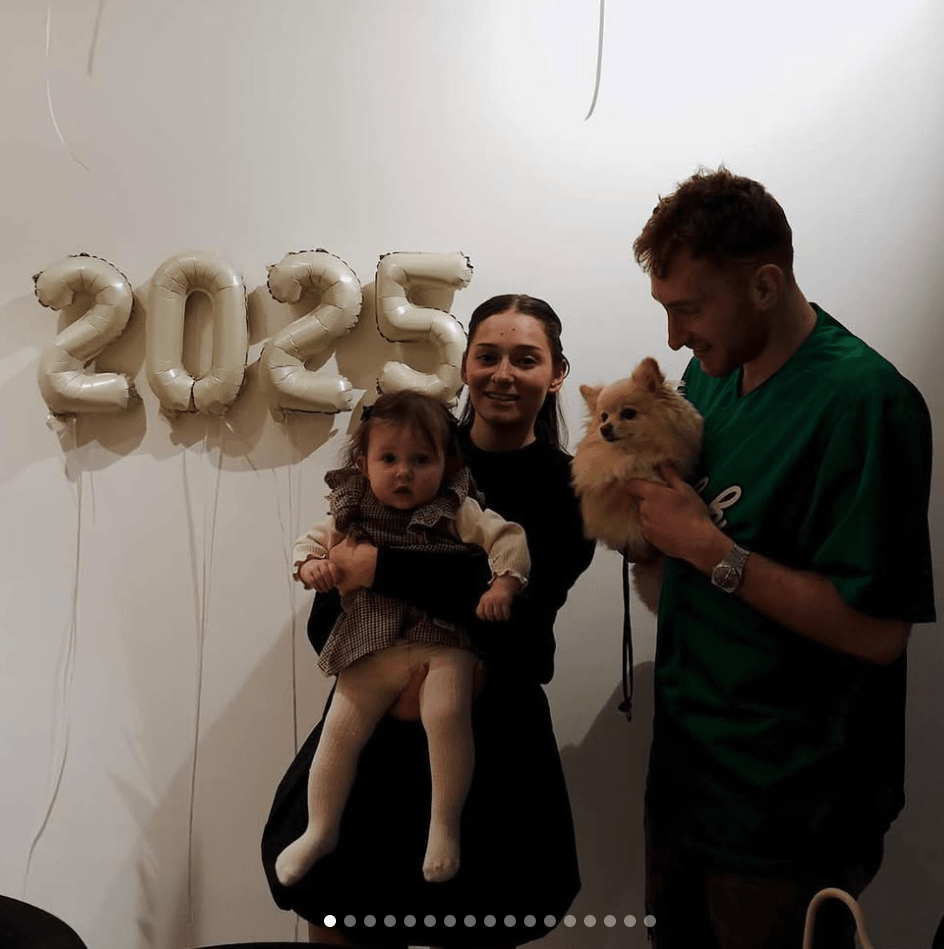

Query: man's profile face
[650,248,767,378]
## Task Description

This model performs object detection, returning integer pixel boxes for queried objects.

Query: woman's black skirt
[261,673,580,948]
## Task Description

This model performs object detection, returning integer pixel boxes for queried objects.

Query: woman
[261,294,595,948]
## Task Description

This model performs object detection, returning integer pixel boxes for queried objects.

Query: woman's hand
[327,536,378,595]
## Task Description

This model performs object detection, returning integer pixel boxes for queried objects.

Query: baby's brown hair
[345,390,464,480]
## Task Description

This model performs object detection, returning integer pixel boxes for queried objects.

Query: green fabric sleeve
[806,386,935,623]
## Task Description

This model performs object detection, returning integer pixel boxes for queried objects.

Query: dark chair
[0,894,88,949]
[931,910,944,949]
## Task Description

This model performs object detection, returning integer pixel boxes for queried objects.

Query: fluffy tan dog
[572,357,704,612]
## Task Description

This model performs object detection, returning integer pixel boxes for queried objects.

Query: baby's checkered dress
[317,466,477,676]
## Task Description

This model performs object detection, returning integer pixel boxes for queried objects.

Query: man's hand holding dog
[627,463,730,574]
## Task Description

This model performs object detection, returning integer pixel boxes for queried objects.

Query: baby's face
[357,422,446,510]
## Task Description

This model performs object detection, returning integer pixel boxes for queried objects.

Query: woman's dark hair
[346,389,463,478]
[459,294,569,450]
[633,166,794,280]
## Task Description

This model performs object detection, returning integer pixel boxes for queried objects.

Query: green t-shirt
[647,305,936,875]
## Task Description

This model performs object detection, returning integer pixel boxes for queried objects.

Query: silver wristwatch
[710,542,750,593]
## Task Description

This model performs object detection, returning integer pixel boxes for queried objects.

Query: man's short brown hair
[633,167,794,280]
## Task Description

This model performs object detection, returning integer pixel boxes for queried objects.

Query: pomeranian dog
[572,357,704,612]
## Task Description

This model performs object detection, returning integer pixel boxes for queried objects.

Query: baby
[275,390,530,886]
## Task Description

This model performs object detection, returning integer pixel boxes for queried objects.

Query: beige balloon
[35,254,136,416]
[374,251,472,402]
[147,250,248,415]
[262,250,362,413]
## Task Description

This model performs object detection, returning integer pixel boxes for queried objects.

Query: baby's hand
[298,558,343,592]
[475,575,521,622]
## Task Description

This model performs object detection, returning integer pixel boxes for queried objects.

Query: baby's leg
[275,648,410,886]
[418,647,477,883]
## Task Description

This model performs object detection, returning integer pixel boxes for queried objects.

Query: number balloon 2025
[34,249,472,419]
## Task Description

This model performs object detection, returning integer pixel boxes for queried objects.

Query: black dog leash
[617,552,634,721]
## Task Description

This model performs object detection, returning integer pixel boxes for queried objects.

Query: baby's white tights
[274,642,476,886]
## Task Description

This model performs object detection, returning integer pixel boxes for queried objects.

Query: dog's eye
[600,412,608,422]
[620,408,637,420]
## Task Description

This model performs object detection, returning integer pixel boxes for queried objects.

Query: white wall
[1,2,942,948]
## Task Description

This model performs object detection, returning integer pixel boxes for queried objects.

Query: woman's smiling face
[461,309,565,445]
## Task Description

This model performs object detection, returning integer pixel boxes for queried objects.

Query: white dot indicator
[384,915,396,927]
[464,915,476,927]
[364,915,375,927]
[564,915,577,927]
[323,916,336,927]
[585,915,597,927]
[625,915,637,927]
[444,915,456,927]
[404,915,416,927]
[504,915,516,927]
[424,915,436,927]
[605,915,616,927]
[484,915,496,927]
[524,915,536,927]
[544,915,556,927]
[645,915,657,928]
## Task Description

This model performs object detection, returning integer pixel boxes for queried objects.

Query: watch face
[712,562,739,593]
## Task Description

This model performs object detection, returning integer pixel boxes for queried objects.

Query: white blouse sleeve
[291,516,339,582]
[453,498,531,588]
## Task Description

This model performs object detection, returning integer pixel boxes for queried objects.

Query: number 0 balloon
[147,250,249,415]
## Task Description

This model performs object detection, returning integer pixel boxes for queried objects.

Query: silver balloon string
[241,438,301,759]
[585,0,606,120]
[242,430,302,946]
[24,417,82,893]
[260,422,303,942]
[182,419,226,920]
[45,3,91,171]
[87,0,106,76]
[271,419,302,757]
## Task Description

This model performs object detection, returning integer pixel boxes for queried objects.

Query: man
[628,167,935,949]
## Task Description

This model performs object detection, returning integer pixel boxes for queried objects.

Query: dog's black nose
[600,423,615,440]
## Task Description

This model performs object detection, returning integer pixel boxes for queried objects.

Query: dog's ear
[579,384,603,413]
[633,357,665,393]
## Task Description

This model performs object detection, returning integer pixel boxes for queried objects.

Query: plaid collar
[325,464,475,536]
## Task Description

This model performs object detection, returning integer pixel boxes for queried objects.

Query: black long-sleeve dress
[261,434,595,948]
